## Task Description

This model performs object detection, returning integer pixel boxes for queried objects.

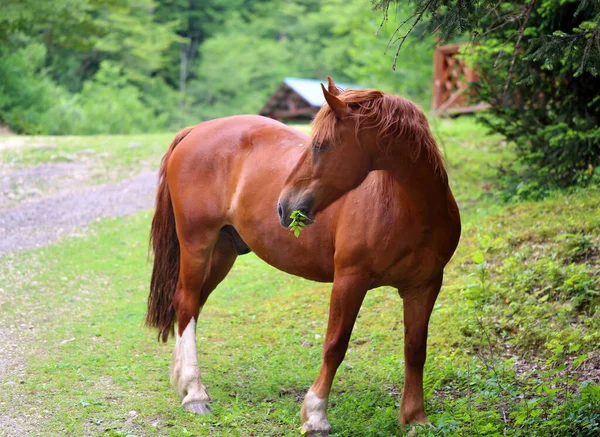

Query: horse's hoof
[407,422,434,436]
[183,400,212,414]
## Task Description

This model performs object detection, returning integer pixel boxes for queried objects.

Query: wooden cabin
[259,78,361,121]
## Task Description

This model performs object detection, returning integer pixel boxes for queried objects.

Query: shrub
[0,43,66,134]
[0,46,171,135]
[471,0,600,199]
[45,62,169,135]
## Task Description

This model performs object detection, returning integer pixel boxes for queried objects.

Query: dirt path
[0,165,157,436]
[0,169,157,255]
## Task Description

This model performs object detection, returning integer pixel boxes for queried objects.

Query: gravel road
[0,161,158,436]
[0,169,157,255]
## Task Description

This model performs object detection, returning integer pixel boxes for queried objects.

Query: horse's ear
[321,83,349,119]
[327,76,341,96]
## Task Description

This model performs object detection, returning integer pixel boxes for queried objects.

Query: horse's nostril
[277,202,283,219]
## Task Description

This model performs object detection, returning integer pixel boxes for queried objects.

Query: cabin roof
[282,77,360,107]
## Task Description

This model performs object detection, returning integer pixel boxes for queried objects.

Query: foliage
[0,49,169,134]
[182,0,432,120]
[153,0,248,114]
[459,193,600,357]
[0,43,65,133]
[378,0,600,197]
[189,17,302,119]
[0,0,178,87]
[322,0,434,102]
[0,0,436,134]
[0,0,180,134]
[47,62,170,135]
[289,210,309,237]
[474,0,600,199]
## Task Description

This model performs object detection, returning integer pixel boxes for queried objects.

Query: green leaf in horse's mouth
[289,210,308,238]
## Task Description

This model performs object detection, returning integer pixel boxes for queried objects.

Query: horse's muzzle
[277,197,314,228]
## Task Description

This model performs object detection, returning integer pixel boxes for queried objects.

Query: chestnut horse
[147,78,461,436]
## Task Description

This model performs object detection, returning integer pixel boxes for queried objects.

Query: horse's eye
[313,142,331,152]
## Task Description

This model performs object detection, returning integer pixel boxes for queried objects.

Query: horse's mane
[312,88,446,179]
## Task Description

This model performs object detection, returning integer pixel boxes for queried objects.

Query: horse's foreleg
[172,231,237,414]
[301,272,369,437]
[399,274,443,425]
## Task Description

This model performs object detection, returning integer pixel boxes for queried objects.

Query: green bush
[460,210,599,355]
[0,45,170,135]
[0,43,66,133]
[44,62,169,135]
[380,0,600,199]
[471,0,600,199]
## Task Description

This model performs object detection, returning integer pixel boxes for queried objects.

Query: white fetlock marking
[179,318,199,367]
[171,318,210,404]
[302,390,331,433]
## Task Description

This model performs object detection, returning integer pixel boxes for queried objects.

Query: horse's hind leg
[171,229,238,413]
[399,273,443,425]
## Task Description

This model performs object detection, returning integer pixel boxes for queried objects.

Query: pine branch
[480,16,517,38]
[578,23,600,75]
[387,0,435,71]
[503,0,536,99]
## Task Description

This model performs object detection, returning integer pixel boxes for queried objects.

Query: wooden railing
[432,44,489,116]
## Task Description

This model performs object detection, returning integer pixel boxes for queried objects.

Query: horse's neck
[379,151,449,212]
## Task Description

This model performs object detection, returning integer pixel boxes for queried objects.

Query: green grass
[1,119,599,436]
[0,134,173,187]
[430,117,509,219]
[0,134,172,168]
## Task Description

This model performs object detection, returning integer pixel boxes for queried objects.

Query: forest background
[1,0,599,197]
[0,0,431,136]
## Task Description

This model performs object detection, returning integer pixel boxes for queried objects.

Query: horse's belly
[232,214,336,283]
[248,237,335,283]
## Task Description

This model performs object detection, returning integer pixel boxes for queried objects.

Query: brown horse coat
[147,82,461,435]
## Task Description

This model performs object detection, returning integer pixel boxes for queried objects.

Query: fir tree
[377,0,600,197]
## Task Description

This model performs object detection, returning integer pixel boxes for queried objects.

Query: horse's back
[166,115,306,218]
[169,115,298,163]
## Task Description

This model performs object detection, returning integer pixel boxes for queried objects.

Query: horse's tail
[147,126,195,342]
